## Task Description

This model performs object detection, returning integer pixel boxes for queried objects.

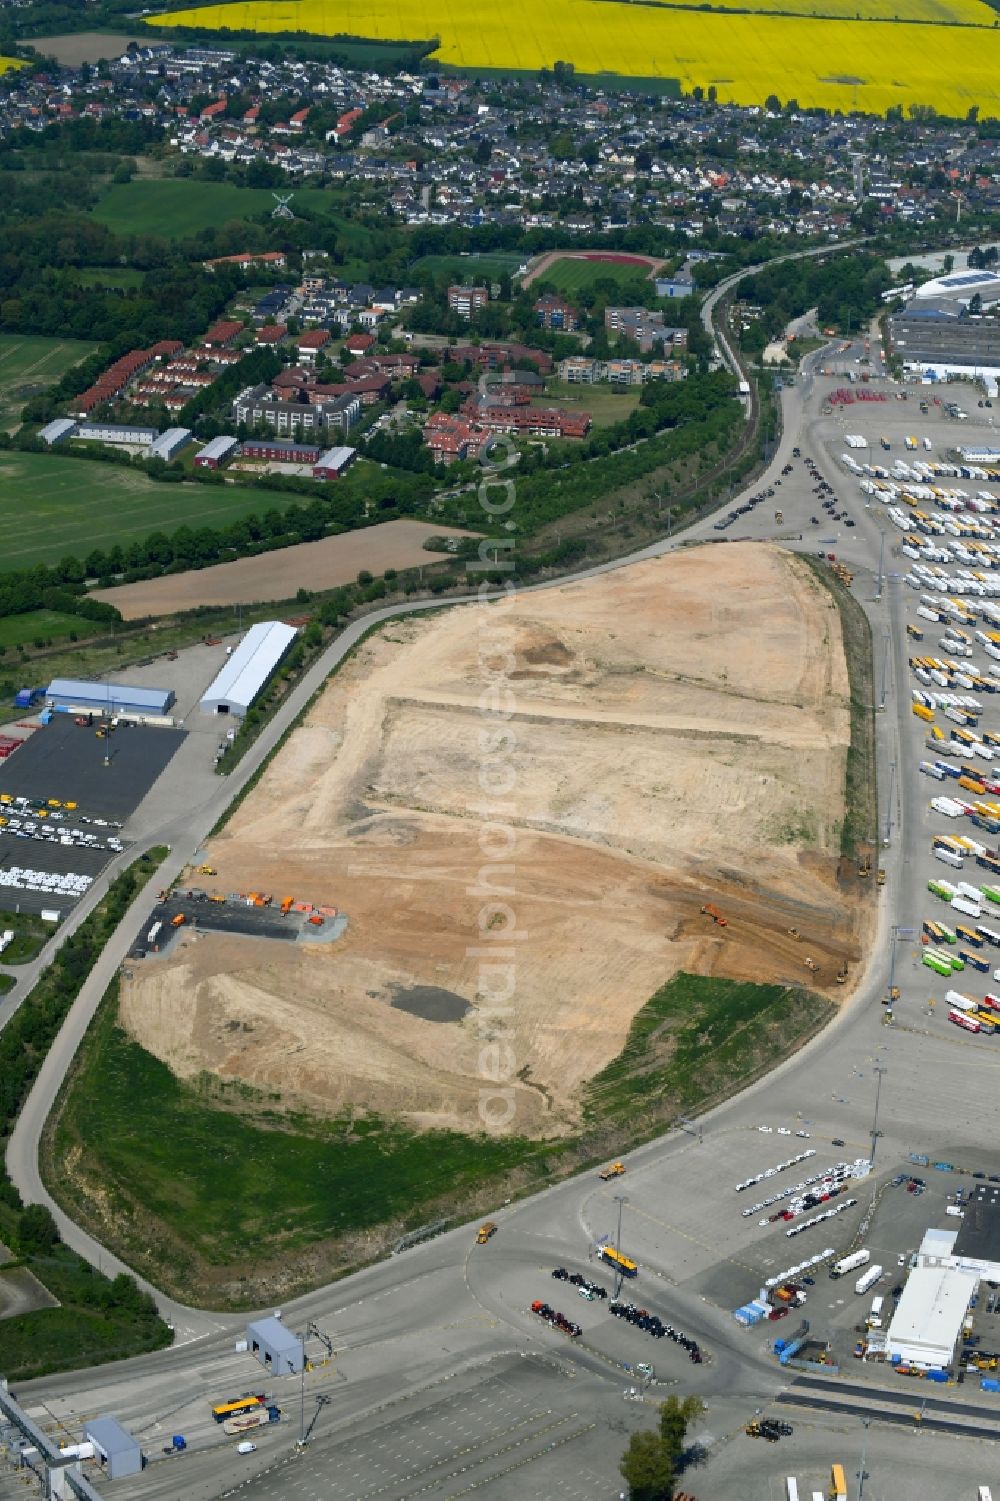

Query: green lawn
[73,266,146,290]
[0,610,102,648]
[542,379,641,427]
[92,179,361,241]
[0,451,293,572]
[535,255,658,297]
[0,908,49,965]
[409,251,527,282]
[0,335,98,430]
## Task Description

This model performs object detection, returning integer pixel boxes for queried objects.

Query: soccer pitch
[0,451,291,573]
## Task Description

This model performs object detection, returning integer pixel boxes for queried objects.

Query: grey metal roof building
[46,678,175,716]
[83,1416,142,1479]
[247,1315,303,1374]
[888,303,1000,368]
[38,417,77,446]
[199,621,297,718]
[147,426,192,461]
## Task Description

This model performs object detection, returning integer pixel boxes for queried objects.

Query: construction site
[116,542,869,1136]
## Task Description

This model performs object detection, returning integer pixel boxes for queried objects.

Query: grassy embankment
[0,848,172,1380]
[805,556,877,863]
[43,971,833,1307]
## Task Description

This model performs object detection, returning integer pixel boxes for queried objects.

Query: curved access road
[5,238,872,1346]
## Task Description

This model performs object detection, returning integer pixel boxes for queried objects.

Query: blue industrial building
[46,678,175,716]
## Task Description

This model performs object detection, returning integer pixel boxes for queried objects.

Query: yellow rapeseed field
[0,56,26,74]
[152,0,1000,116]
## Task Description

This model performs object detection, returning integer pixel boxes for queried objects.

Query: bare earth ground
[93,520,476,618]
[28,32,146,64]
[119,543,862,1137]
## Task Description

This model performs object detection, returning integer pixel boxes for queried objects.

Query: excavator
[858,854,872,878]
[701,903,728,928]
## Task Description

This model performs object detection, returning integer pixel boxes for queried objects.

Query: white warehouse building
[199,621,297,719]
[886,1263,979,1371]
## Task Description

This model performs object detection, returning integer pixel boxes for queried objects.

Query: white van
[236,1441,257,1455]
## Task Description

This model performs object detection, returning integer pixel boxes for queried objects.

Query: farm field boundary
[0,450,303,573]
[148,0,1000,115]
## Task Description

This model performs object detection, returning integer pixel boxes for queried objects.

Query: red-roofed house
[345,331,375,357]
[200,97,228,120]
[256,324,288,346]
[203,320,244,348]
[296,329,332,361]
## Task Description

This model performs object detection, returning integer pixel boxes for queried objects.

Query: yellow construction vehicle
[476,1221,497,1244]
[877,868,886,886]
[197,864,217,876]
[836,963,849,985]
[858,854,871,878]
[787,927,800,940]
[599,1162,626,1181]
[804,956,818,972]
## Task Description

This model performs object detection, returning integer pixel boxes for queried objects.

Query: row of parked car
[551,1268,608,1300]
[0,814,124,855]
[609,1302,703,1361]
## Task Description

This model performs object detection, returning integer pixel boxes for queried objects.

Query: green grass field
[91,179,360,241]
[541,380,641,426]
[0,336,98,430]
[0,610,102,648]
[0,451,295,572]
[535,255,658,297]
[73,266,146,290]
[409,251,527,282]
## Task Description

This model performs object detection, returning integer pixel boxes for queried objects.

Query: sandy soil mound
[119,543,859,1135]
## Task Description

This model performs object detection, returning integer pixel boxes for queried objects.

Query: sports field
[534,256,658,297]
[0,451,292,573]
[410,251,527,281]
[0,336,98,431]
[92,180,356,240]
[152,0,1000,114]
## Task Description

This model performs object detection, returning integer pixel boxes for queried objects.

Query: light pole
[878,629,891,711]
[856,1417,871,1501]
[875,530,885,601]
[613,1193,628,1300]
[869,1064,887,1171]
[883,759,896,846]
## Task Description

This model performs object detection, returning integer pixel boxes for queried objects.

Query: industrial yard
[116,542,862,1134]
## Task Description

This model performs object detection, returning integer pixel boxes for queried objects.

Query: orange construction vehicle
[280,896,294,915]
[599,1162,626,1181]
[171,913,186,928]
[701,904,728,927]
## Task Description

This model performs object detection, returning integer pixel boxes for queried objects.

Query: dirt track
[119,543,863,1135]
[523,249,666,287]
[93,520,476,618]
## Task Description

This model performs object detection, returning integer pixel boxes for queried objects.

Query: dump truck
[877,869,886,886]
[476,1221,497,1244]
[701,903,728,926]
[600,1162,626,1181]
[171,913,186,928]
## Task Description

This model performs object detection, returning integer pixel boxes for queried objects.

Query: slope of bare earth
[119,543,860,1137]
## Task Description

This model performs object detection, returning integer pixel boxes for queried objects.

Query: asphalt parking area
[0,717,186,823]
